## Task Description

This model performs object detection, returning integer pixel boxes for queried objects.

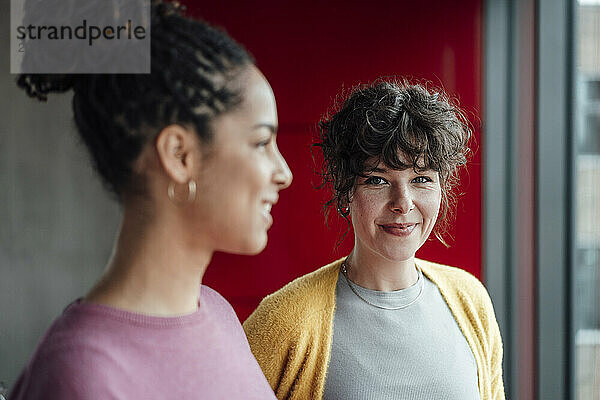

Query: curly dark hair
[16,1,254,200]
[314,78,472,246]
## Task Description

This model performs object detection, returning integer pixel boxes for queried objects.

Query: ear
[155,125,200,184]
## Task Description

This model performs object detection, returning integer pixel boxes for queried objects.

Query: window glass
[574,1,600,399]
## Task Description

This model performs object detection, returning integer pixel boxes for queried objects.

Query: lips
[261,197,277,227]
[379,222,418,237]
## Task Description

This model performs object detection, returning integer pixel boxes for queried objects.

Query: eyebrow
[252,123,278,134]
[368,166,388,173]
[367,166,434,173]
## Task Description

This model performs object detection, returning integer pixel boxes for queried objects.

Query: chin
[229,235,268,256]
[378,247,419,263]
[244,242,267,255]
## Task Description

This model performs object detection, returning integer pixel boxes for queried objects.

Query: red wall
[186,1,483,321]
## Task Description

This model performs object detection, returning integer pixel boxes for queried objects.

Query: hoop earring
[187,180,196,202]
[168,180,197,203]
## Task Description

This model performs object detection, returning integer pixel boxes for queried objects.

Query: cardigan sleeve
[243,261,341,400]
[243,296,296,398]
[465,271,506,400]
[244,293,328,400]
[245,298,334,400]
[480,285,505,399]
[461,270,506,400]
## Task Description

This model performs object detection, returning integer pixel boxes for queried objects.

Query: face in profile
[193,66,292,255]
[349,156,442,263]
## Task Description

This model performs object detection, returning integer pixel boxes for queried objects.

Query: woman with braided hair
[10,2,291,399]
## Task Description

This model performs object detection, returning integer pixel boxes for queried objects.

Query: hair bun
[152,0,186,20]
[16,74,77,102]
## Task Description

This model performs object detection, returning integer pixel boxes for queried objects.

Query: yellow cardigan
[243,257,505,400]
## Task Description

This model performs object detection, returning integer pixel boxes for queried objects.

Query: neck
[84,204,212,316]
[345,246,419,292]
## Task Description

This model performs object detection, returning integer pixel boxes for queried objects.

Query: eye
[255,136,272,148]
[412,176,433,184]
[364,176,387,185]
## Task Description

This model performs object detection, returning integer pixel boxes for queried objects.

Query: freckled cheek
[350,193,383,231]
[421,196,442,226]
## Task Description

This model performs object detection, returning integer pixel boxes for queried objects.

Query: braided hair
[17,1,254,200]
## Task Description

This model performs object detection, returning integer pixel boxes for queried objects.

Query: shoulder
[11,317,125,399]
[29,302,112,359]
[201,285,236,315]
[418,258,499,329]
[200,285,247,334]
[418,258,490,301]
[248,258,341,322]
[243,257,342,340]
[242,258,342,392]
[262,258,341,310]
[14,354,123,400]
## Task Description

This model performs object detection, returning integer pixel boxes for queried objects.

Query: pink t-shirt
[10,286,276,399]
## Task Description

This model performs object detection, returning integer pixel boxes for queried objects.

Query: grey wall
[0,1,121,390]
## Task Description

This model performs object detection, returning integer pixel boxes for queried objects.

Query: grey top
[322,266,480,400]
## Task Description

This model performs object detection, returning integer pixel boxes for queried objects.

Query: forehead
[209,66,277,145]
[363,154,430,172]
[231,66,277,122]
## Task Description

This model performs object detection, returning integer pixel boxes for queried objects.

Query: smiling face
[349,156,442,264]
[192,66,292,255]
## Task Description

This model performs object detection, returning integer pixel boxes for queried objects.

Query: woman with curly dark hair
[10,2,291,399]
[244,79,504,400]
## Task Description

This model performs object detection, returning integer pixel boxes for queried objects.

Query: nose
[273,145,293,189]
[390,185,414,214]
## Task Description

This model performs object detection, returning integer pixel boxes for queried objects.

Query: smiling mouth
[263,202,273,213]
[261,202,274,226]
[379,223,418,237]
